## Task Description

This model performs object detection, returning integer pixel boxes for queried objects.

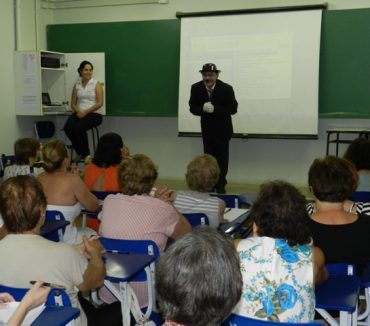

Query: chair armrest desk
[32,306,80,326]
[316,275,361,326]
[104,252,157,326]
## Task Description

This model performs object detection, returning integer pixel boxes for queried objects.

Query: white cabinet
[14,50,106,116]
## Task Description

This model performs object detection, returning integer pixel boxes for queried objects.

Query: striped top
[306,201,370,216]
[173,190,222,228]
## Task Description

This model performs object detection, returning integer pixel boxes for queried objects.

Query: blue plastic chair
[81,191,119,226]
[44,210,67,242]
[218,210,251,237]
[0,284,71,307]
[326,263,357,276]
[183,213,210,227]
[348,191,370,203]
[0,284,79,325]
[92,191,120,200]
[211,194,243,208]
[98,237,160,325]
[224,314,322,326]
[99,237,159,283]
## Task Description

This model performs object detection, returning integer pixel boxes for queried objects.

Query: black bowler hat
[199,63,220,73]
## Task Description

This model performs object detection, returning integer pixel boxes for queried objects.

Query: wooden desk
[316,275,361,326]
[326,128,370,156]
[104,252,157,326]
[32,306,80,326]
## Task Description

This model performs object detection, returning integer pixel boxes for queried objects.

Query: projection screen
[177,7,323,139]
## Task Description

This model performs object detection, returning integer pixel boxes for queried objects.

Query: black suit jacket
[189,79,238,140]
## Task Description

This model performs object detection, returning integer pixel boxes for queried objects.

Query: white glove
[203,102,214,113]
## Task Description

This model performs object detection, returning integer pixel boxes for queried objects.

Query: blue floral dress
[234,236,315,322]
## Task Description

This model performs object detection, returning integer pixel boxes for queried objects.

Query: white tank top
[75,77,98,112]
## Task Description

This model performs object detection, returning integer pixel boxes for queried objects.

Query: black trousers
[64,113,102,158]
[203,135,230,193]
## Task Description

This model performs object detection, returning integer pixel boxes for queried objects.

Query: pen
[225,208,232,213]
[30,281,65,289]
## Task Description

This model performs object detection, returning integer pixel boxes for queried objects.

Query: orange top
[84,163,120,192]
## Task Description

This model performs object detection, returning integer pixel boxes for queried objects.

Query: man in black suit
[189,63,238,194]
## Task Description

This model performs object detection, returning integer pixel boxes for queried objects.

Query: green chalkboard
[47,9,370,118]
[319,8,370,118]
[47,20,180,116]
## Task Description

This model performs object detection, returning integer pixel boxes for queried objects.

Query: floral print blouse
[234,236,315,322]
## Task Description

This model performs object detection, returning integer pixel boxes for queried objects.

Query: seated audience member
[234,181,328,322]
[0,281,51,326]
[173,154,227,228]
[84,132,128,230]
[37,140,99,244]
[156,227,242,326]
[307,155,370,275]
[3,138,43,181]
[0,175,105,326]
[99,154,191,308]
[343,137,370,192]
[84,132,129,192]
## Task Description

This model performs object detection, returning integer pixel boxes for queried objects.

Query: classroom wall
[3,0,370,188]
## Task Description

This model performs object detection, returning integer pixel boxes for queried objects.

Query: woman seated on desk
[173,154,227,228]
[3,138,43,181]
[307,155,370,276]
[98,154,191,308]
[37,140,99,245]
[234,181,328,322]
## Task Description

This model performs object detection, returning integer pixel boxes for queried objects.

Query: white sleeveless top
[75,77,98,112]
[234,236,315,323]
[47,203,82,244]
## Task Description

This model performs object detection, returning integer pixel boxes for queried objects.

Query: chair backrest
[211,194,242,208]
[34,121,56,140]
[183,213,210,227]
[92,191,120,201]
[45,210,66,242]
[348,191,370,202]
[0,285,71,307]
[99,237,160,282]
[224,314,322,326]
[326,263,357,276]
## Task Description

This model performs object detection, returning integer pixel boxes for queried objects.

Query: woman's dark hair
[308,155,358,202]
[14,138,40,165]
[156,227,242,326]
[251,180,311,246]
[0,175,47,233]
[343,137,370,170]
[77,60,93,76]
[93,133,123,168]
